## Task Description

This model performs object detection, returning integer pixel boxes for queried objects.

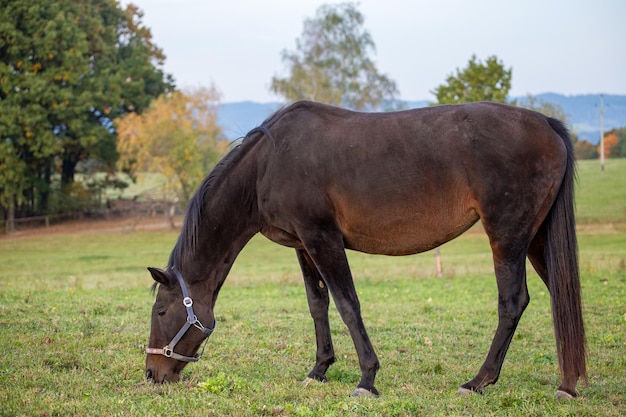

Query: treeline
[574,127,626,160]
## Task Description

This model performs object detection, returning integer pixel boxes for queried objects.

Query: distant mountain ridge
[217,94,626,143]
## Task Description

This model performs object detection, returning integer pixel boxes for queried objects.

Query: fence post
[434,247,442,277]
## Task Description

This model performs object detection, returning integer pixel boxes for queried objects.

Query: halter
[145,267,216,362]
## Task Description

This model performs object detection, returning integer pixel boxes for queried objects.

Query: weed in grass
[197,372,246,394]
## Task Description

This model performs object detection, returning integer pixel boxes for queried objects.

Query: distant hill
[218,94,626,143]
[218,101,283,139]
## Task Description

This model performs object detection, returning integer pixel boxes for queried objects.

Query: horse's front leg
[299,236,380,396]
[296,249,336,385]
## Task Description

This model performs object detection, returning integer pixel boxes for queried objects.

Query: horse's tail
[544,118,587,386]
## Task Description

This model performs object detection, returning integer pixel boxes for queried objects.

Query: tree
[270,2,398,110]
[598,132,619,159]
[518,94,570,123]
[432,55,512,104]
[115,87,227,203]
[618,128,626,158]
[602,128,626,158]
[0,0,173,219]
[0,141,25,232]
[574,140,598,160]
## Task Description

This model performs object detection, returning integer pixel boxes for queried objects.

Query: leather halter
[145,268,215,362]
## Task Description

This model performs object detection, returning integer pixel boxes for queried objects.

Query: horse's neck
[204,177,259,263]
[181,157,260,290]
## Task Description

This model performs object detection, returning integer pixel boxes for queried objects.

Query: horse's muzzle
[145,355,182,383]
[145,367,181,383]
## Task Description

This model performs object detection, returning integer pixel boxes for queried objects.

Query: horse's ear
[148,267,171,287]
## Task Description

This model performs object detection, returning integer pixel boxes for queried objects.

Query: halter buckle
[163,346,173,358]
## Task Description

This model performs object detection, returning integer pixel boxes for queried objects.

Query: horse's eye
[157,310,166,317]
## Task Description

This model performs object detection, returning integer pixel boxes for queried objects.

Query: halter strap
[146,267,216,362]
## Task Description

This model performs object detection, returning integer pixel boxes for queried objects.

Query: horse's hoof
[302,377,323,387]
[350,387,378,397]
[556,389,578,399]
[302,377,315,387]
[457,385,483,396]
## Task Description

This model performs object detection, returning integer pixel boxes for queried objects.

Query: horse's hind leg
[460,246,530,395]
[296,249,336,385]
[527,230,550,288]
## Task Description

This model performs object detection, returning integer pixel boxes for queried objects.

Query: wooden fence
[3,197,180,234]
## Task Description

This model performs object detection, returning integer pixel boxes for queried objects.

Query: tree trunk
[62,157,78,186]
[38,162,52,214]
[6,201,15,234]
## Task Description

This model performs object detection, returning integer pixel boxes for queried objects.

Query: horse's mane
[166,105,289,273]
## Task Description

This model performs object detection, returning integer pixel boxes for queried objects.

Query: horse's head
[145,267,215,383]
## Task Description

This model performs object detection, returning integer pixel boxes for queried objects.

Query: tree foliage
[601,128,626,158]
[574,140,598,160]
[598,132,620,159]
[270,2,398,110]
[618,128,626,158]
[518,94,570,124]
[432,55,512,104]
[0,0,173,218]
[115,87,227,203]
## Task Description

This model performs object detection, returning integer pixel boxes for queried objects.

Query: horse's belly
[333,196,479,256]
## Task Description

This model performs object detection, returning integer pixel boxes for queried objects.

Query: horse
[144,100,586,399]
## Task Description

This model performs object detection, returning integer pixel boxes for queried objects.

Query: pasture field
[0,158,625,416]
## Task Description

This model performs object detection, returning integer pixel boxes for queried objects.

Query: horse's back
[257,101,567,255]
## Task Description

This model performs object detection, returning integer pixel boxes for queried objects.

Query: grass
[0,159,625,416]
[576,158,626,225]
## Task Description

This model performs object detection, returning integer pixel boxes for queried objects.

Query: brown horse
[145,101,586,399]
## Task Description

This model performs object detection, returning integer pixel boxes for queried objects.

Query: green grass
[1,231,624,416]
[576,158,626,225]
[0,159,625,416]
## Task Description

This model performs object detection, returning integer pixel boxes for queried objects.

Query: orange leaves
[115,86,226,202]
[598,133,619,159]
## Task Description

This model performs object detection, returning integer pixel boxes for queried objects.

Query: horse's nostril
[146,369,154,381]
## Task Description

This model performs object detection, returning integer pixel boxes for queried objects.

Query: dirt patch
[577,222,626,234]
[1,215,182,240]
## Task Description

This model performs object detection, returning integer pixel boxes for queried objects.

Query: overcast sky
[121,0,626,103]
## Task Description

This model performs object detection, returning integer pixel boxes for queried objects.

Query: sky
[121,0,626,103]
